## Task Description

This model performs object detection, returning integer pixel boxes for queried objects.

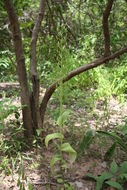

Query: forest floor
[0,83,127,190]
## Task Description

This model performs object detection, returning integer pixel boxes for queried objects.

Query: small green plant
[0,50,15,81]
[63,183,75,190]
[45,45,77,176]
[78,129,95,156]
[0,98,19,133]
[0,156,11,175]
[45,109,77,174]
[87,160,127,190]
[0,125,28,156]
[97,130,127,154]
[17,155,34,190]
[78,126,127,160]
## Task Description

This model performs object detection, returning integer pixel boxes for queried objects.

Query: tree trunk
[30,0,46,135]
[4,0,33,138]
[102,0,114,56]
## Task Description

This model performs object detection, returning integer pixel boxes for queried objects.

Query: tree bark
[30,0,46,134]
[4,0,33,138]
[103,0,114,56]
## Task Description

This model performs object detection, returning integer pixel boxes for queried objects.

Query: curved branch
[103,0,114,56]
[40,47,127,125]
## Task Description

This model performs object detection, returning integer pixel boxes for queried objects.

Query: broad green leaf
[50,155,61,173]
[110,160,118,175]
[120,161,127,174]
[45,133,64,148]
[96,172,113,190]
[61,143,77,164]
[96,177,103,190]
[106,180,123,190]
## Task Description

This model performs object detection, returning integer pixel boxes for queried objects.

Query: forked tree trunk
[4,0,46,139]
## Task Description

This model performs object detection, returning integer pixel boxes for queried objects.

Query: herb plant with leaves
[45,46,77,176]
[87,160,127,190]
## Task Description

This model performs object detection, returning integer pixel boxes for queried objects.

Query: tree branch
[40,47,127,124]
[30,0,46,76]
[103,0,114,56]
[30,0,46,132]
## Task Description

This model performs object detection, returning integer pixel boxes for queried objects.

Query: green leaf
[0,124,4,130]
[45,133,64,148]
[121,125,127,135]
[61,143,77,164]
[106,180,123,190]
[57,110,72,127]
[78,130,95,155]
[87,173,97,181]
[23,184,25,190]
[96,178,103,190]
[120,161,127,174]
[91,36,96,44]
[104,143,116,161]
[50,155,61,173]
[57,178,64,184]
[96,172,113,190]
[119,173,127,181]
[36,129,41,136]
[110,160,118,175]
[28,183,33,190]
[97,130,127,152]
[17,178,20,187]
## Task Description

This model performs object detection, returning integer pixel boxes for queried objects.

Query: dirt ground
[0,83,127,190]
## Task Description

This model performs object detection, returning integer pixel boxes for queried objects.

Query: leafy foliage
[78,129,95,156]
[87,160,127,190]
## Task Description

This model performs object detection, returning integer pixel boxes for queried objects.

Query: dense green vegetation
[0,0,127,189]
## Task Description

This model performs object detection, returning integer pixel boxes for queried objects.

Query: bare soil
[0,83,127,190]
